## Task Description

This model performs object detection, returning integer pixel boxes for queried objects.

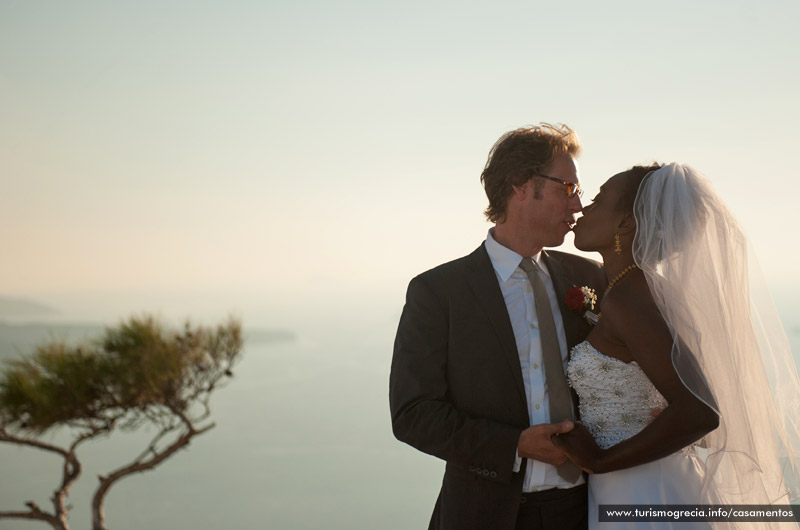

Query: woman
[554,163,800,529]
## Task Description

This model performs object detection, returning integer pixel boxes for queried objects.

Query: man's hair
[616,163,663,213]
[480,123,581,223]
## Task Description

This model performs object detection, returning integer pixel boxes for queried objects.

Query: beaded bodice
[567,341,668,449]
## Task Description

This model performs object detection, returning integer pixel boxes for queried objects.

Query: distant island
[0,295,295,362]
[245,328,296,344]
[0,296,59,318]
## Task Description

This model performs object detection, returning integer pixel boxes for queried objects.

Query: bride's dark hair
[616,163,662,213]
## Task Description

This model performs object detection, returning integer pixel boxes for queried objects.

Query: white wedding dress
[567,340,715,529]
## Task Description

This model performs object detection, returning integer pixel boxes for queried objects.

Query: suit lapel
[465,244,528,407]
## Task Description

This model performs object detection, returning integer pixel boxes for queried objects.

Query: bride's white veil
[633,163,800,510]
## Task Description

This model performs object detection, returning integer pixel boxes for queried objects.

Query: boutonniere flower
[566,286,599,325]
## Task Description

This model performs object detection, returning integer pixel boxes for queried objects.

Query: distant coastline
[0,320,295,363]
[0,296,59,319]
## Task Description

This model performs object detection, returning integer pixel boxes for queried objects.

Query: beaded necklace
[595,264,639,322]
[603,264,639,297]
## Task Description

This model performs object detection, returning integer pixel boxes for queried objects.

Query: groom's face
[524,154,583,248]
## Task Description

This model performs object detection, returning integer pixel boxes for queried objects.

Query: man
[390,123,607,530]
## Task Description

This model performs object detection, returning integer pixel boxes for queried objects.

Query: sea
[0,293,798,530]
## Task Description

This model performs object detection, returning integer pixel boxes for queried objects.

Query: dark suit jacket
[389,243,606,530]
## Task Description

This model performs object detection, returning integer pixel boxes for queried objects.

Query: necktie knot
[519,258,539,274]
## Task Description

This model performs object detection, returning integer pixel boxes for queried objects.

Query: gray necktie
[519,257,581,481]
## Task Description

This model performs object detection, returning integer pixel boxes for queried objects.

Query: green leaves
[0,316,243,433]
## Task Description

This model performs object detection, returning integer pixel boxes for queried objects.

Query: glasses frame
[533,173,583,198]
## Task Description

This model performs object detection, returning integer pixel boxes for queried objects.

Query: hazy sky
[2,0,799,324]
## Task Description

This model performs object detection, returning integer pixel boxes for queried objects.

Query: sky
[1,0,799,326]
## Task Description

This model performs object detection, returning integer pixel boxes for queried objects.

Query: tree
[0,315,243,530]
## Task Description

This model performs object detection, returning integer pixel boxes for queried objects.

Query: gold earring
[614,233,622,254]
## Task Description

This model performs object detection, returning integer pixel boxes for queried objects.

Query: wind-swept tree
[0,315,243,530]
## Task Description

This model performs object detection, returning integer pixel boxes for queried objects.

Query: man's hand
[517,421,575,465]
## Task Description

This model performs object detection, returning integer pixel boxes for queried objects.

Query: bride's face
[572,172,629,253]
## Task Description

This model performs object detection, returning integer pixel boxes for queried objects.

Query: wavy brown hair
[480,123,581,223]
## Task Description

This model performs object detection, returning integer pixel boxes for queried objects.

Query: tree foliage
[0,315,243,530]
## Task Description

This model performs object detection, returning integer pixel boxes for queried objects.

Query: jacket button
[482,469,490,477]
[490,471,497,478]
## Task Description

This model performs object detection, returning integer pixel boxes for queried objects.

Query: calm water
[0,298,798,530]
[0,307,443,530]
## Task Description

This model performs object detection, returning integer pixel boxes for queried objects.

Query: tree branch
[0,427,69,458]
[0,424,107,530]
[50,425,109,525]
[90,413,214,530]
[130,422,179,465]
[0,503,61,528]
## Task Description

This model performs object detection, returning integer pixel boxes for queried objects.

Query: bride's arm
[553,277,719,474]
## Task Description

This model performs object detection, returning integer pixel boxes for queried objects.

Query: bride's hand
[550,422,602,473]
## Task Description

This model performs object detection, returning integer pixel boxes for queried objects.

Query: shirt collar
[485,228,544,283]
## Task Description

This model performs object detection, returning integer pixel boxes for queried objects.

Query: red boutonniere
[566,286,599,325]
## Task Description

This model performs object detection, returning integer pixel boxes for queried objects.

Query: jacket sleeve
[389,273,522,484]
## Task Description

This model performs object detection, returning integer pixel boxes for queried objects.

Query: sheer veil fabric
[632,163,800,511]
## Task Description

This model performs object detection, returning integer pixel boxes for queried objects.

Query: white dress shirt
[484,229,584,492]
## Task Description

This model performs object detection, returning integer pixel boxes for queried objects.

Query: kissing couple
[390,123,800,530]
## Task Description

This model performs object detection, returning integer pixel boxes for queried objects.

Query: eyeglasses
[533,173,583,198]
